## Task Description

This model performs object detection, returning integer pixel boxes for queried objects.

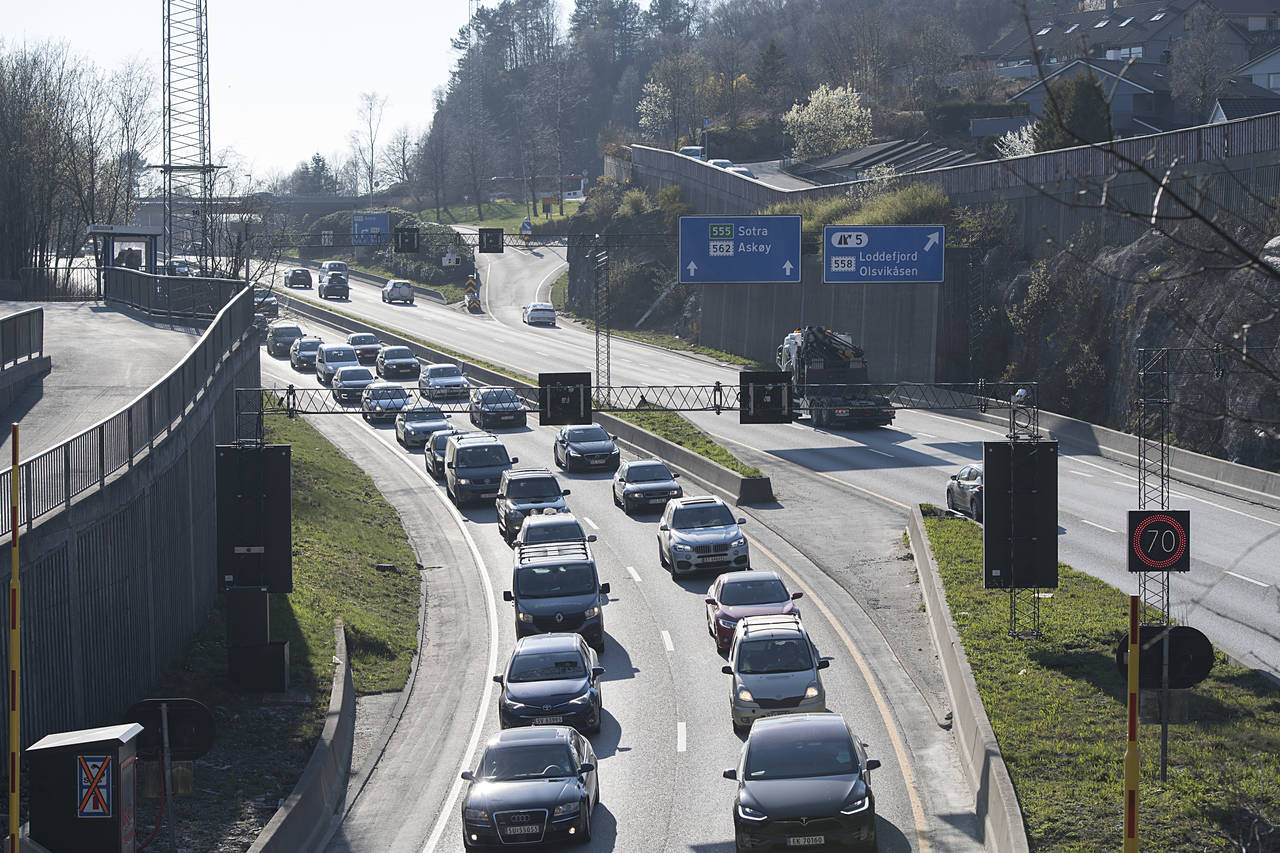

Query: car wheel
[707,611,716,637]
[658,543,670,571]
[972,496,983,523]
[733,719,749,737]
[577,799,593,844]
[381,293,387,302]
[554,449,564,469]
[408,297,414,305]
[946,490,955,511]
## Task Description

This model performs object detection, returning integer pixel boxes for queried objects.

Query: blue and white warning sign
[77,755,113,818]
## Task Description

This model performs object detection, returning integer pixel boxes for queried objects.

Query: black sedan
[470,388,527,429]
[427,428,467,479]
[460,726,599,848]
[946,463,984,521]
[376,345,421,380]
[553,424,620,471]
[330,366,375,404]
[612,458,681,514]
[724,713,881,853]
[494,633,604,732]
[252,288,278,318]
[289,337,323,372]
[284,268,313,288]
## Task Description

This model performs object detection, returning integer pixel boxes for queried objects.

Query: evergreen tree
[1033,73,1111,152]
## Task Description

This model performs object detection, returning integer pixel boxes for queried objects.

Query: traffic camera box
[27,723,141,853]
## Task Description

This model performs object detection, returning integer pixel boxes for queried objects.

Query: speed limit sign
[1127,510,1190,572]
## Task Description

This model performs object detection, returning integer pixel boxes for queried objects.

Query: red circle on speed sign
[1131,513,1188,569]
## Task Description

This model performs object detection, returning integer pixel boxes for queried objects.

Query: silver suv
[656,496,749,576]
[722,614,829,734]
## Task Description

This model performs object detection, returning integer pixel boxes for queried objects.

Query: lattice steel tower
[161,0,217,265]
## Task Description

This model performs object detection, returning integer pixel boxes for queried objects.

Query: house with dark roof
[1236,43,1280,91]
[1210,0,1280,52]
[1209,93,1280,119]
[981,0,1251,79]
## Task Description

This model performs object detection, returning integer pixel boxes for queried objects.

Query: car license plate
[500,414,514,420]
[504,825,540,835]
[481,491,498,499]
[533,716,563,725]
[650,497,668,504]
[590,457,607,464]
[787,837,824,847]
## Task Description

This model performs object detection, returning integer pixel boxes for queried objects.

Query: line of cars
[260,320,882,850]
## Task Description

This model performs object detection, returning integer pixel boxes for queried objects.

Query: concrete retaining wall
[0,356,51,410]
[908,506,1030,853]
[248,620,355,853]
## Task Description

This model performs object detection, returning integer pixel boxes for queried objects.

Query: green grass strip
[611,406,764,479]
[920,508,1280,851]
[441,198,582,233]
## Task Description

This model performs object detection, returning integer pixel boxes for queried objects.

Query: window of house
[1248,16,1268,29]
[1268,72,1280,90]
[1095,17,1110,27]
[1066,23,1080,32]
[1150,11,1165,20]
[1117,45,1144,59]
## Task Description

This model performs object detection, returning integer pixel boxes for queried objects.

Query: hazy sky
[7,2,474,180]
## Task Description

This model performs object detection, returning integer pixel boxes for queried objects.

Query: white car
[381,279,414,304]
[521,302,557,325]
[708,159,733,169]
[727,165,756,179]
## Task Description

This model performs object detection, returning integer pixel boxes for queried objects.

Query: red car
[346,332,382,365]
[704,570,803,651]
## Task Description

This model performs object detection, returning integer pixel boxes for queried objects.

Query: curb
[907,506,1030,853]
[247,619,355,853]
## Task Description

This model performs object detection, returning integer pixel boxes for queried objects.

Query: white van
[678,145,706,160]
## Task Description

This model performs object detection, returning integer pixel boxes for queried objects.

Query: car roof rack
[515,541,592,565]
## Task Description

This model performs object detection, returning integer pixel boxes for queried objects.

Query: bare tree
[349,91,387,206]
[417,95,453,222]
[1171,7,1234,123]
[382,125,418,202]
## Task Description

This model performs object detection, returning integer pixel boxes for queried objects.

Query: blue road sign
[823,225,945,284]
[352,212,390,246]
[679,215,801,284]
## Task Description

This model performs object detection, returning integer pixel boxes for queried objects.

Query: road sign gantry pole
[8,425,19,853]
[1124,595,1140,853]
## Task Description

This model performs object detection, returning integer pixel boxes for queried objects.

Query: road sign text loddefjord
[829,249,925,278]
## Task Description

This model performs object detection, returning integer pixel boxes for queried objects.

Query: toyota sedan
[494,633,604,732]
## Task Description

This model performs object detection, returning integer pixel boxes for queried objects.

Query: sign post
[1124,595,1139,853]
[822,225,945,284]
[678,215,802,284]
[8,425,19,853]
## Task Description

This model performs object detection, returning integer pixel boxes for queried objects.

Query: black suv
[318,272,349,300]
[285,268,313,288]
[495,468,570,544]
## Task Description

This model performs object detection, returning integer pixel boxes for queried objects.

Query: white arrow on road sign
[924,232,940,252]
[783,260,794,275]
[686,261,698,277]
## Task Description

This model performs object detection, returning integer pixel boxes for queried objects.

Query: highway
[256,244,1280,851]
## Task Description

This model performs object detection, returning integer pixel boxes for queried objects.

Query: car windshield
[720,578,789,606]
[736,638,813,674]
[336,368,373,382]
[456,445,510,466]
[405,406,444,423]
[478,743,575,781]
[744,732,857,780]
[350,334,377,346]
[627,462,672,483]
[272,326,301,337]
[671,504,735,529]
[521,520,585,545]
[326,263,348,272]
[516,564,597,598]
[368,385,409,402]
[507,478,561,499]
[481,389,519,404]
[567,426,609,443]
[383,347,413,359]
[507,651,587,683]
[298,340,321,352]
[325,347,356,362]
[428,365,463,378]
[432,432,460,452]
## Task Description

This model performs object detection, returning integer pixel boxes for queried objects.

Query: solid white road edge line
[676,721,687,753]
[534,261,569,304]
[661,630,674,652]
[1080,519,1119,533]
[866,448,894,458]
[626,565,642,583]
[1224,570,1270,588]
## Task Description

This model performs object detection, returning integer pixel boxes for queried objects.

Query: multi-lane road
[255,243,1280,852]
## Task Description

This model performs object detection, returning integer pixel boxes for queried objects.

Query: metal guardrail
[0,309,43,370]
[17,266,102,301]
[0,287,254,537]
[103,267,246,320]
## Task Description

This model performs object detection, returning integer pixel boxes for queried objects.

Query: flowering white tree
[637,79,673,144]
[995,121,1038,159]
[782,84,872,160]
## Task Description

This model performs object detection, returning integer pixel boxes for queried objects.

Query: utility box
[27,723,142,853]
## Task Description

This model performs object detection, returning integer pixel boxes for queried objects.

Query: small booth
[85,224,163,274]
[26,723,141,853]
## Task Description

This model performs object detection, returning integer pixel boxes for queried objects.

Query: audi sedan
[361,381,411,423]
[395,404,451,448]
[552,424,619,471]
[706,570,803,651]
[460,727,599,848]
[331,366,376,404]
[724,714,881,852]
[612,458,681,514]
[946,463,983,521]
[376,345,421,380]
[494,633,604,732]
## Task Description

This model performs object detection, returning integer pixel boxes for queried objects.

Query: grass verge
[441,199,582,233]
[611,406,765,479]
[920,507,1279,851]
[557,307,769,368]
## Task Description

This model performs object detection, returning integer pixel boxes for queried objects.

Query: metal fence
[0,287,254,537]
[0,308,43,370]
[16,266,102,301]
[104,266,246,320]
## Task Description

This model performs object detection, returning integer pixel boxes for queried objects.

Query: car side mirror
[599,582,610,596]
[444,413,451,418]
[737,518,747,525]
[659,524,669,532]
[510,457,518,464]
[496,492,505,500]
[591,666,605,679]
[791,591,804,600]
[578,762,595,774]
[721,665,733,675]
[586,534,597,542]
[492,675,503,684]
[705,597,717,605]
[611,434,618,441]
[672,472,680,478]
[561,489,571,496]
[446,462,454,470]
[502,590,513,602]
[950,474,958,480]
[817,659,830,670]
[461,770,475,782]
[722,768,737,780]
[866,758,881,771]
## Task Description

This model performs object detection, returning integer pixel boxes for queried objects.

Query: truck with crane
[777,326,896,428]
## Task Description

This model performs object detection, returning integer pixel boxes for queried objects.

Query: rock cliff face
[992,227,1280,471]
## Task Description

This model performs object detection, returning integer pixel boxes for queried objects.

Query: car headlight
[718,618,736,629]
[567,449,581,456]
[583,605,600,619]
[736,803,767,822]
[464,807,490,821]
[840,796,869,815]
[670,489,682,496]
[516,610,534,623]
[804,684,820,699]
[456,478,472,486]
[737,687,754,702]
[731,537,746,548]
[552,801,580,817]
[673,543,692,552]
